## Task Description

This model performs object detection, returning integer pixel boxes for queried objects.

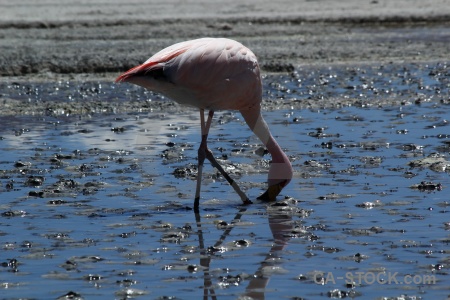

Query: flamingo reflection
[194,205,293,299]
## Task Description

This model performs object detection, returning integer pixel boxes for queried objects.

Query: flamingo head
[257,160,293,202]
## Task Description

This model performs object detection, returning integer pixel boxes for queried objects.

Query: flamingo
[116,38,293,212]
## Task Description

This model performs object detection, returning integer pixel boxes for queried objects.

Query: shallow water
[1,64,450,300]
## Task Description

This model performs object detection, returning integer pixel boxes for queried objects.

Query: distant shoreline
[0,0,449,80]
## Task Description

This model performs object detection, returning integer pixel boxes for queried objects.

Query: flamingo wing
[115,40,194,83]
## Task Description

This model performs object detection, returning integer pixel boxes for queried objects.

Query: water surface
[1,63,449,299]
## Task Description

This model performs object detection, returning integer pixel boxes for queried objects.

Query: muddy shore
[0,0,449,114]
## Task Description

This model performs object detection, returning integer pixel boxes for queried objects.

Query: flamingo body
[117,38,262,111]
[116,38,292,211]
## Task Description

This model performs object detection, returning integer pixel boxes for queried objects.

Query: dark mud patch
[1,61,448,117]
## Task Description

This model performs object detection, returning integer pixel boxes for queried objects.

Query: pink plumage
[116,38,292,211]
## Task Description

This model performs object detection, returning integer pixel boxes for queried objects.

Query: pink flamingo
[116,38,293,212]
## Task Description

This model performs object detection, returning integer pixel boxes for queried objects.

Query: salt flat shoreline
[1,0,449,78]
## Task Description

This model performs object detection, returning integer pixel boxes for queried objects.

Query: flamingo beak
[257,180,287,202]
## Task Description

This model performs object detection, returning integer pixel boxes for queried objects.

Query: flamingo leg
[194,110,251,212]
[194,109,209,212]
[205,151,250,204]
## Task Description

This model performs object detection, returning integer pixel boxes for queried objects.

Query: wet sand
[1,0,449,115]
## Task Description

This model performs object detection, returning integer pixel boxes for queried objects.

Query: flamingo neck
[241,107,292,186]
[265,135,289,164]
[241,107,283,151]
